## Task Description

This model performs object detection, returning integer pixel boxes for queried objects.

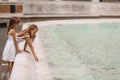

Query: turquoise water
[38,23,120,80]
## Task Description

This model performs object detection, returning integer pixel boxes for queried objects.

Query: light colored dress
[10,52,36,80]
[2,33,25,62]
[2,35,16,62]
[10,34,37,80]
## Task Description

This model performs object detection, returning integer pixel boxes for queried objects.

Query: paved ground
[0,26,8,80]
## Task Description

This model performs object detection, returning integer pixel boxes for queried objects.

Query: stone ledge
[0,1,23,4]
[23,1,120,17]
[1,1,120,17]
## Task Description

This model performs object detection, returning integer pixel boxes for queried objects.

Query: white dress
[10,35,37,80]
[2,34,25,62]
[2,35,16,62]
[10,52,36,80]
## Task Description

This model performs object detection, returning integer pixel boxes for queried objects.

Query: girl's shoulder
[9,29,15,33]
[8,29,16,35]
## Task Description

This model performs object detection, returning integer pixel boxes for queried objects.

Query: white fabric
[10,36,53,80]
[2,34,25,62]
[16,36,25,43]
[2,35,16,62]
[10,52,36,80]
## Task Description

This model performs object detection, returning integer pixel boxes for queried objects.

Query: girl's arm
[25,34,38,61]
[10,30,21,53]
[23,40,30,53]
[17,29,27,37]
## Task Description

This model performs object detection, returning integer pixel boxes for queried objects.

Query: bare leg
[8,62,14,74]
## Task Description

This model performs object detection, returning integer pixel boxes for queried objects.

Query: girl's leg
[8,62,14,73]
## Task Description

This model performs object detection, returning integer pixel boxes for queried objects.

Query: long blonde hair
[18,24,38,41]
[28,24,38,39]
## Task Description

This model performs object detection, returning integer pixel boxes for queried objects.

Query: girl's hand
[17,49,21,53]
[34,55,39,62]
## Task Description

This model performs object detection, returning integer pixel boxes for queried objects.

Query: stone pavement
[0,24,21,80]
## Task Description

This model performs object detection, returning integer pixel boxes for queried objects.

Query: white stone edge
[22,19,120,29]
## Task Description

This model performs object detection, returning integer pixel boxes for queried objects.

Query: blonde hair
[17,24,38,41]
[28,24,38,39]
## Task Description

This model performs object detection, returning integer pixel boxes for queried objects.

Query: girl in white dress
[23,24,39,61]
[2,17,22,73]
[10,24,39,80]
[17,24,39,60]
